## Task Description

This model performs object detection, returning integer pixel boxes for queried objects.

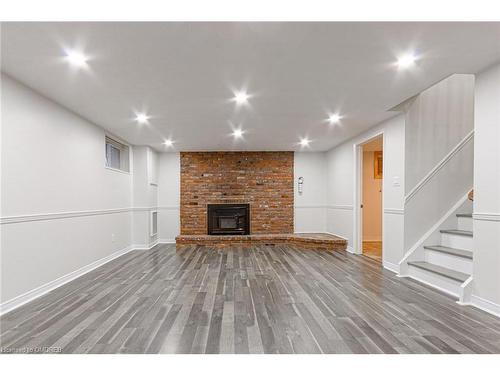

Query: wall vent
[150,211,158,237]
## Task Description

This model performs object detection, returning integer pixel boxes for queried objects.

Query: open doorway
[360,135,383,261]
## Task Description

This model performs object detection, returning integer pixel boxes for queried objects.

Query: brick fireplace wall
[180,152,294,235]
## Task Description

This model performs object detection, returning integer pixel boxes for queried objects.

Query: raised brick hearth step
[175,232,347,251]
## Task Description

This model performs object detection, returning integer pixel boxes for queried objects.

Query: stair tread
[424,245,473,259]
[408,261,470,282]
[440,229,473,237]
[456,213,473,218]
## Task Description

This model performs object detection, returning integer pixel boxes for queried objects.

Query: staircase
[407,212,473,299]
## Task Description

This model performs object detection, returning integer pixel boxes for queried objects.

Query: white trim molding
[132,207,152,212]
[383,208,405,215]
[352,130,385,256]
[158,238,176,244]
[157,206,180,210]
[326,204,353,210]
[294,205,327,209]
[324,231,349,242]
[132,206,159,212]
[405,130,474,204]
[132,240,160,250]
[0,206,182,225]
[0,244,135,315]
[0,208,131,225]
[468,295,500,318]
[473,212,500,222]
[383,261,399,273]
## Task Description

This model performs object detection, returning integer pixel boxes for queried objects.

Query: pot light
[396,53,417,69]
[65,50,88,67]
[233,91,250,105]
[232,129,244,139]
[299,138,310,147]
[163,139,173,147]
[135,113,150,124]
[328,113,341,124]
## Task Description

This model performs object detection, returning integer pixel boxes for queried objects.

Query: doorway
[355,135,383,261]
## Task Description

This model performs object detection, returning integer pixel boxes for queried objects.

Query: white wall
[157,152,180,242]
[472,63,500,315]
[405,74,475,190]
[294,152,327,232]
[326,114,405,270]
[404,74,475,251]
[131,146,159,247]
[362,151,382,241]
[1,74,133,305]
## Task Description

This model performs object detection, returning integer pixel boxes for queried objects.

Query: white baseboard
[383,260,399,273]
[473,212,500,222]
[0,244,135,316]
[324,231,346,238]
[132,240,159,250]
[158,238,176,244]
[466,295,500,317]
[0,238,183,316]
[346,246,355,254]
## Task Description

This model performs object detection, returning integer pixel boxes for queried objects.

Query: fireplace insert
[207,203,250,235]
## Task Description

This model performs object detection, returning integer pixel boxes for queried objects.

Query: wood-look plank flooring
[2,244,500,354]
[363,241,382,262]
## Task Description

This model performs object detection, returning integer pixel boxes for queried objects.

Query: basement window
[105,136,130,173]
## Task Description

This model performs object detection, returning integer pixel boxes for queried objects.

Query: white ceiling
[2,22,500,152]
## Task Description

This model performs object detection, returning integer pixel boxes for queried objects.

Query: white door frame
[352,131,385,255]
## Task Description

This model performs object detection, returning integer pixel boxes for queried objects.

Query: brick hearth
[175,233,347,251]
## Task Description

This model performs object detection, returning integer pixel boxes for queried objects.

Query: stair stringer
[398,192,471,277]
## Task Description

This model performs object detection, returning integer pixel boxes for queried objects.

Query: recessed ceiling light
[65,50,88,67]
[232,129,244,139]
[396,53,417,69]
[135,113,150,124]
[163,139,173,147]
[328,113,341,124]
[233,91,250,105]
[299,138,311,147]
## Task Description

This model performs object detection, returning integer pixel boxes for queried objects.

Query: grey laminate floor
[2,244,500,354]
